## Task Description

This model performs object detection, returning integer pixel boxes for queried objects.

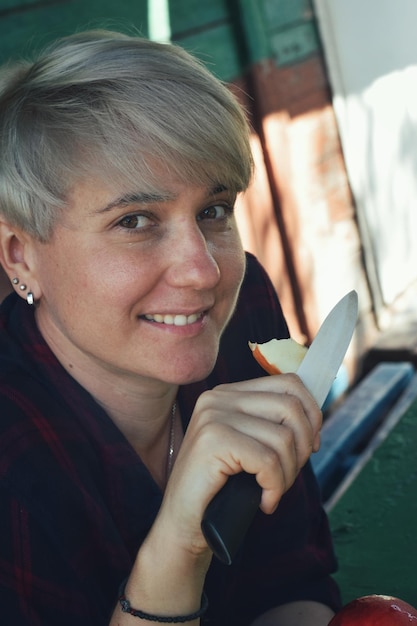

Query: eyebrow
[211,184,228,195]
[96,184,229,214]
[97,191,175,214]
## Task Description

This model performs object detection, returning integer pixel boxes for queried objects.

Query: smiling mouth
[143,313,203,326]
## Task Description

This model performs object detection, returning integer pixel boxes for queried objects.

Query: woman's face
[31,174,246,387]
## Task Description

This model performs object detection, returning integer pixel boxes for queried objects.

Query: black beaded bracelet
[118,579,208,623]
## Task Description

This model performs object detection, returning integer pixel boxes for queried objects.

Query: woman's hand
[160,373,322,555]
[112,374,322,625]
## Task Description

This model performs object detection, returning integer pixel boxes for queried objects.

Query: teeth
[144,313,200,326]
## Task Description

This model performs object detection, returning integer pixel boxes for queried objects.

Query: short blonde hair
[0,30,253,240]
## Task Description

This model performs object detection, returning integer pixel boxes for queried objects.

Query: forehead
[65,174,229,215]
[75,142,241,204]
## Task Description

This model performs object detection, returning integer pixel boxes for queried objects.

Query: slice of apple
[249,338,308,376]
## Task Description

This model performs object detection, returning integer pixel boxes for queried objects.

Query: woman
[0,30,341,625]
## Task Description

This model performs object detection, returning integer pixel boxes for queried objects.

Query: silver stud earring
[12,277,19,285]
[19,284,27,291]
[26,292,34,306]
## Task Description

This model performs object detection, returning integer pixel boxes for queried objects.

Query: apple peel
[329,595,417,625]
[249,337,308,376]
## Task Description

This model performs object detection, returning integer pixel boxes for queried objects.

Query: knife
[201,290,358,565]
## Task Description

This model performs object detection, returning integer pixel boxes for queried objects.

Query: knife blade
[201,290,358,565]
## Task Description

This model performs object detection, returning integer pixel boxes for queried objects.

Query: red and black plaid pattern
[0,253,341,625]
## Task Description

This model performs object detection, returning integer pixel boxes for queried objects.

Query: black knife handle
[201,472,262,565]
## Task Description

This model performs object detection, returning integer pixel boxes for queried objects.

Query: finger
[313,430,321,453]
[216,374,323,439]
[255,426,299,512]
[197,387,319,470]
[185,417,300,508]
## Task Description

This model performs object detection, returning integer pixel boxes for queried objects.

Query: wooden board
[329,396,417,606]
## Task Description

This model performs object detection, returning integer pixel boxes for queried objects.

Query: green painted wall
[0,0,150,64]
[0,0,321,81]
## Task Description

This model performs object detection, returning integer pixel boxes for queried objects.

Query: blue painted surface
[312,362,416,500]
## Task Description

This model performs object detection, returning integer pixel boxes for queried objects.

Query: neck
[98,385,178,447]
[93,383,182,489]
[35,308,179,447]
[129,399,182,490]
[35,314,182,485]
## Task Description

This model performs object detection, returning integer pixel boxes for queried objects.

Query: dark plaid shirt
[0,252,341,625]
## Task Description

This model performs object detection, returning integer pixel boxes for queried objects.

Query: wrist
[118,578,208,623]
[124,525,211,619]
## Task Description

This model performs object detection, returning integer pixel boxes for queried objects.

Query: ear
[0,220,42,301]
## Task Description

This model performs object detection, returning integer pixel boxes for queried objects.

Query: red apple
[249,337,307,375]
[329,595,417,625]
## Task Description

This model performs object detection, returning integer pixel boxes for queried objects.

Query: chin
[167,356,218,386]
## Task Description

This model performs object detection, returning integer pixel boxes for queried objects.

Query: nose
[166,223,221,290]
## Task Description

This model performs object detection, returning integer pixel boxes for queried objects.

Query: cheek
[43,242,133,291]
[221,239,246,287]
[216,242,246,313]
[35,243,118,312]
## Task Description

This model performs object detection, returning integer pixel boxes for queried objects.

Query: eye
[117,213,152,230]
[197,204,233,221]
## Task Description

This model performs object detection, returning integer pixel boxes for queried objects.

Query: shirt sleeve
[0,483,104,625]
[0,384,127,626]
[202,252,342,625]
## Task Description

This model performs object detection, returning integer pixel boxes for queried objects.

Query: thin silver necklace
[166,401,177,479]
